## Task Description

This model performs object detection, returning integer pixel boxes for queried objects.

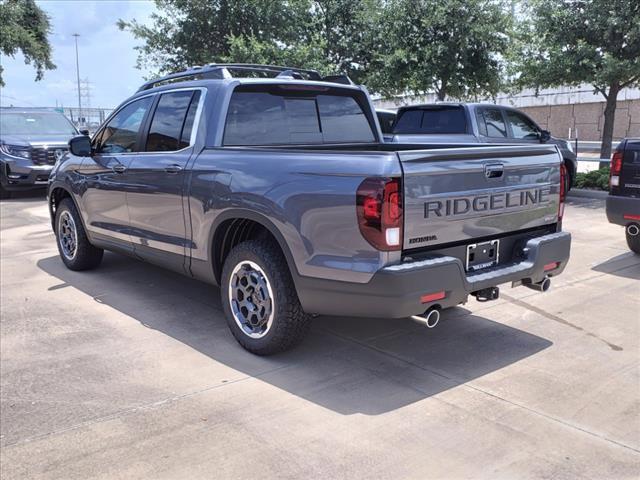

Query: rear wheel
[626,226,640,254]
[55,198,104,270]
[221,240,311,355]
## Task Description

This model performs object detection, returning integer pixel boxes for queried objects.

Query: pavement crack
[500,292,623,351]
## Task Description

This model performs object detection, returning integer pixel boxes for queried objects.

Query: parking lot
[1,194,638,479]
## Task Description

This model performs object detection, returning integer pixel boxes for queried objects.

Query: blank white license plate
[466,240,499,272]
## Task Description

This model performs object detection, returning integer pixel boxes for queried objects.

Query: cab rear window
[223,87,375,146]
[393,106,467,134]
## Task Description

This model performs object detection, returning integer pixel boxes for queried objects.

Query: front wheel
[55,198,104,270]
[220,240,312,355]
[626,226,640,254]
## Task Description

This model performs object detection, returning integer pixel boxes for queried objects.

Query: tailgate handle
[485,163,504,179]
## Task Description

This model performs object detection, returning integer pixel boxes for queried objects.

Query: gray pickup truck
[388,103,578,191]
[48,64,571,355]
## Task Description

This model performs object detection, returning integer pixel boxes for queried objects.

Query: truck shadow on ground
[38,252,552,415]
[591,252,640,280]
[565,197,605,210]
[0,190,47,203]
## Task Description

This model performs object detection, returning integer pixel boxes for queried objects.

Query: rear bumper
[606,195,640,226]
[1,159,52,190]
[297,231,571,318]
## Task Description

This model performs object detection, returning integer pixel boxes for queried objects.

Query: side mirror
[80,129,90,136]
[539,130,551,142]
[69,135,92,157]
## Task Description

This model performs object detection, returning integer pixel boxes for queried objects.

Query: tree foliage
[119,0,383,82]
[0,0,55,87]
[512,0,640,157]
[368,0,512,100]
[120,0,507,98]
[117,0,311,76]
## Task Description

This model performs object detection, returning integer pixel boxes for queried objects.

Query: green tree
[225,0,383,81]
[118,0,314,77]
[119,0,383,82]
[513,0,640,159]
[0,0,55,87]
[367,0,512,100]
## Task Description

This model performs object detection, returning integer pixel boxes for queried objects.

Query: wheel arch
[562,156,577,181]
[208,210,301,287]
[48,184,83,231]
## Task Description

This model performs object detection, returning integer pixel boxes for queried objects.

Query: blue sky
[1,0,156,109]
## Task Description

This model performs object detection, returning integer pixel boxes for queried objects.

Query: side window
[146,90,199,152]
[505,111,539,139]
[180,91,201,146]
[95,97,153,154]
[477,108,507,138]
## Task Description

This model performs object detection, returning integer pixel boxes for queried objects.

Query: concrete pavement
[1,193,639,479]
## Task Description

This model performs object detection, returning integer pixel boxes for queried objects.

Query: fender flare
[207,208,301,285]
[48,182,86,232]
[562,156,577,179]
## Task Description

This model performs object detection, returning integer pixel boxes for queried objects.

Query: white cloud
[1,0,156,109]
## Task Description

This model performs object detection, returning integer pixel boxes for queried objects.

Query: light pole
[72,33,82,126]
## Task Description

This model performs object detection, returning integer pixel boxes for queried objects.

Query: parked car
[376,109,397,135]
[389,103,577,191]
[1,108,80,198]
[48,64,571,355]
[606,138,640,254]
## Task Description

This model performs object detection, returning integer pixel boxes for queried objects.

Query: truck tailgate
[400,145,562,250]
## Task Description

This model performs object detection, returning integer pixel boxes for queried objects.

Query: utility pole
[73,33,82,127]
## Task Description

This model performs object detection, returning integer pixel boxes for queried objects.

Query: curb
[567,188,609,200]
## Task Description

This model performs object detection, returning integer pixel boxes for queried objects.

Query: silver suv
[1,108,79,198]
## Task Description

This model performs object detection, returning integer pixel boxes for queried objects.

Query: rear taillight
[558,163,566,221]
[356,177,403,251]
[610,150,623,188]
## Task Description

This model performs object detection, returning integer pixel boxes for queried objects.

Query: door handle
[165,164,183,174]
[112,164,126,174]
[484,163,504,179]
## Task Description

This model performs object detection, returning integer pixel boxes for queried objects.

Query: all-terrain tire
[55,198,104,270]
[626,228,640,254]
[221,239,312,355]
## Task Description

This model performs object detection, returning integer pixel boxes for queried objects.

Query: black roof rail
[137,65,229,92]
[216,63,323,80]
[137,63,353,91]
[320,74,355,85]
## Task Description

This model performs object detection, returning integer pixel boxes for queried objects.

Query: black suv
[606,138,640,253]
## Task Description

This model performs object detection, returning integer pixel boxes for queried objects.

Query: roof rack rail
[137,63,352,91]
[217,63,323,80]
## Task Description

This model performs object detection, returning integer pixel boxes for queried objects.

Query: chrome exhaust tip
[627,224,640,237]
[411,307,441,328]
[525,276,551,292]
